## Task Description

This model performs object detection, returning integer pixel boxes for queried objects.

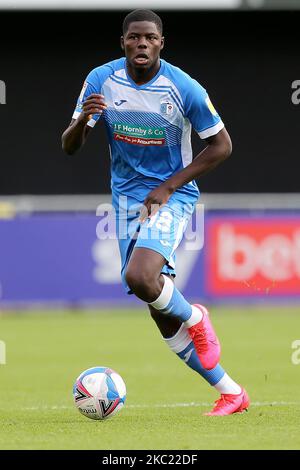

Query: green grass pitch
[0,306,300,450]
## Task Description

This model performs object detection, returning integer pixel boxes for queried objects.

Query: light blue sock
[164,324,225,386]
[177,343,225,385]
[149,275,200,323]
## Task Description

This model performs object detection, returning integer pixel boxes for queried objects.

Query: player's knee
[124,268,136,291]
[125,268,156,301]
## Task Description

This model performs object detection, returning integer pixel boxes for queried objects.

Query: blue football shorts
[112,193,195,294]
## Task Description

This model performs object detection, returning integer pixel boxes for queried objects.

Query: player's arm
[140,79,231,220]
[140,128,231,221]
[61,94,107,155]
[165,126,232,187]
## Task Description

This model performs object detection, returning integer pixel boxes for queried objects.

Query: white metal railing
[0,193,299,215]
[0,0,241,10]
[0,0,297,10]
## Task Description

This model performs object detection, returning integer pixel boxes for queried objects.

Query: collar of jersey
[124,58,165,90]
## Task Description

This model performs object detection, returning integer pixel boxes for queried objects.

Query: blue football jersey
[72,58,224,204]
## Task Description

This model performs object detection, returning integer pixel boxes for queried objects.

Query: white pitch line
[15,401,300,411]
[128,401,300,408]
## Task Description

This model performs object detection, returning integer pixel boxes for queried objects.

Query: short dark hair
[122,9,163,35]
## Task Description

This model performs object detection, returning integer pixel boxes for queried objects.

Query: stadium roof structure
[0,0,299,10]
[0,0,240,9]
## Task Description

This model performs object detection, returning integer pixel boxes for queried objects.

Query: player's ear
[160,36,165,51]
[120,36,125,50]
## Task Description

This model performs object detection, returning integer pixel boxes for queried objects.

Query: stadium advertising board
[0,211,299,305]
[205,214,300,299]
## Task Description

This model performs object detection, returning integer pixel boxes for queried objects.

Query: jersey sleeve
[184,79,224,139]
[72,68,103,128]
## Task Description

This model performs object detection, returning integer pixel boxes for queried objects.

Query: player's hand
[139,185,174,222]
[78,94,107,123]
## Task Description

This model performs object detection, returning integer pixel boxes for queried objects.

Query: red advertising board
[206,217,300,296]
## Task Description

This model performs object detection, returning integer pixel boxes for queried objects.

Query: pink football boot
[204,387,250,416]
[187,304,221,370]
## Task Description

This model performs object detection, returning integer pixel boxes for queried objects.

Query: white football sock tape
[163,324,191,354]
[214,373,242,395]
[184,305,203,328]
[149,274,174,310]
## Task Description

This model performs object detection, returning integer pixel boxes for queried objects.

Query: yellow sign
[205,97,218,116]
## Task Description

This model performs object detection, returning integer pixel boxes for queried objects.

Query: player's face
[121,21,164,71]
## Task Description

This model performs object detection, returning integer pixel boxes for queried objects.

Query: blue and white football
[73,366,126,420]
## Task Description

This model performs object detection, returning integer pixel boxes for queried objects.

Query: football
[73,366,126,420]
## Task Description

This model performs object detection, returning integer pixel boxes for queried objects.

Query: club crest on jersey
[160,101,174,116]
